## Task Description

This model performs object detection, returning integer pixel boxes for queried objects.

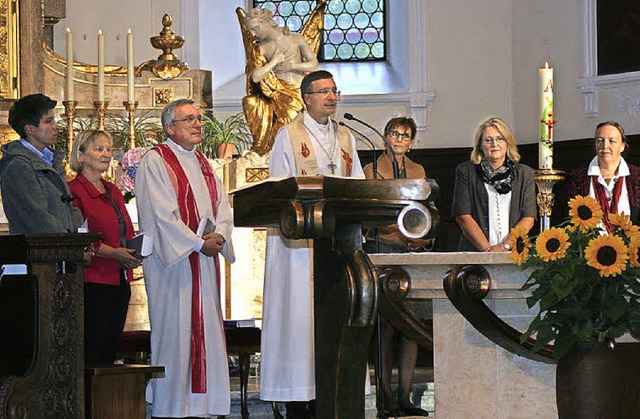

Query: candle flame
[66,27,71,33]
[98,29,103,35]
[128,28,132,35]
[544,61,549,69]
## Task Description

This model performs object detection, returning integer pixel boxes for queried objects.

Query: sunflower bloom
[568,195,603,231]
[508,226,531,265]
[585,234,629,277]
[536,227,571,262]
[628,238,640,268]
[609,213,640,238]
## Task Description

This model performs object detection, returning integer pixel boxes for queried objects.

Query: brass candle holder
[62,100,78,179]
[93,101,109,130]
[534,169,565,231]
[123,101,138,150]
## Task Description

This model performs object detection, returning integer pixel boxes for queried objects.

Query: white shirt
[587,156,631,219]
[485,183,511,246]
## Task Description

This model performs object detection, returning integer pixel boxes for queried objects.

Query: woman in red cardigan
[566,121,640,230]
[68,130,142,366]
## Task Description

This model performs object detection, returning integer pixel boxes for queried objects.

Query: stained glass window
[252,0,386,62]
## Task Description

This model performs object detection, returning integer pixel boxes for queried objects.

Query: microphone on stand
[339,121,379,179]
[343,113,400,179]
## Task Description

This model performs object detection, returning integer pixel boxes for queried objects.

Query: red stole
[153,143,220,394]
[592,176,624,233]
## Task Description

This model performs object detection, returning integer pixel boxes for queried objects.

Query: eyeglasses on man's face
[482,137,506,144]
[306,89,341,98]
[172,114,203,126]
[389,130,412,141]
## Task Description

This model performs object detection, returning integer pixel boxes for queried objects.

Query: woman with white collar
[566,121,640,231]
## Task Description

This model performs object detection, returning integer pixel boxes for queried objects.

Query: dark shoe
[285,401,311,419]
[400,406,429,416]
[380,407,405,418]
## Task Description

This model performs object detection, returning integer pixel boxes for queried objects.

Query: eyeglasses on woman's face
[482,137,506,144]
[389,130,412,141]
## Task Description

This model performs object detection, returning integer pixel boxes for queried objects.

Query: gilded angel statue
[237,2,327,156]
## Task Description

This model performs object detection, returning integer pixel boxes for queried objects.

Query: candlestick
[534,169,565,231]
[127,29,135,102]
[63,100,78,179]
[123,100,138,150]
[93,101,109,130]
[66,28,74,102]
[539,61,554,170]
[97,29,105,102]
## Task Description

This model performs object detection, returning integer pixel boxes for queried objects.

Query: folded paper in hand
[126,234,152,258]
[223,318,257,329]
[196,217,216,237]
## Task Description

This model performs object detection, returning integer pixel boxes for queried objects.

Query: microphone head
[343,113,354,120]
[338,121,346,126]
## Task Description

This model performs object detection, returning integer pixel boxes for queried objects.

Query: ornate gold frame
[0,0,19,99]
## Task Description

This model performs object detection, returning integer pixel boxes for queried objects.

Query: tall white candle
[97,29,105,102]
[127,29,135,102]
[66,28,74,102]
[539,61,554,170]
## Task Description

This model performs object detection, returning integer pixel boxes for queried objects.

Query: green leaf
[551,273,577,300]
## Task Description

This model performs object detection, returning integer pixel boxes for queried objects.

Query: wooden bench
[86,364,164,419]
[120,327,261,419]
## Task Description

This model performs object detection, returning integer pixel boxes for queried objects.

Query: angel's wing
[300,0,328,55]
[236,8,257,64]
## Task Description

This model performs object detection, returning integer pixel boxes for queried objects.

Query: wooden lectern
[233,176,432,418]
[0,233,98,418]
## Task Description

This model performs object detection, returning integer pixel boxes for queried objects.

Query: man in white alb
[260,70,364,418]
[136,99,235,418]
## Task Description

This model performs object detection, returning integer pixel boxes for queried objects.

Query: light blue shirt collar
[19,139,55,166]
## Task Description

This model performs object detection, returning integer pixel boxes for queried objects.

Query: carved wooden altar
[0,233,98,418]
[233,176,432,418]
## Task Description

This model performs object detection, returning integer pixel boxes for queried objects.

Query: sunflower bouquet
[509,195,640,359]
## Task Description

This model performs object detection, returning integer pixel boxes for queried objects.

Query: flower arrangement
[119,147,149,202]
[510,195,640,359]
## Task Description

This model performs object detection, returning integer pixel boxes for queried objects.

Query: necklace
[305,121,339,174]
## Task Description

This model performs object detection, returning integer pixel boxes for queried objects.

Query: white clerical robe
[136,139,235,417]
[260,112,365,401]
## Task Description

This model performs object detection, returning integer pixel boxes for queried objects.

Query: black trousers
[84,280,131,367]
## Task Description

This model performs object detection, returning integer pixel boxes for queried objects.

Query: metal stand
[63,100,78,179]
[93,101,109,130]
[534,169,565,231]
[123,101,138,150]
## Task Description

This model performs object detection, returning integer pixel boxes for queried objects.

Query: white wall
[52,0,640,151]
[426,0,513,148]
[54,0,181,69]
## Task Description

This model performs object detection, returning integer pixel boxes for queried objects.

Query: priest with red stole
[136,99,235,417]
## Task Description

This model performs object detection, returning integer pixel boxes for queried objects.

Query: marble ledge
[369,251,514,266]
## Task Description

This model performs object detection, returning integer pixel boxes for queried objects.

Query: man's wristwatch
[502,243,512,251]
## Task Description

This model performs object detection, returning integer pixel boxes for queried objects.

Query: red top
[68,174,135,285]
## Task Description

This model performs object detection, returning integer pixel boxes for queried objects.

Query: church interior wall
[425,0,513,148]
[510,0,593,146]
[50,1,640,152]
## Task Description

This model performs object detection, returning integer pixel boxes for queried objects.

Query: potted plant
[200,111,253,159]
[104,110,165,150]
[509,195,640,416]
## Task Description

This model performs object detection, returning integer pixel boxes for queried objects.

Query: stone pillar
[19,0,45,95]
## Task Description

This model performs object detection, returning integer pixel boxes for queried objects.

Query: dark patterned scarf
[477,158,515,194]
